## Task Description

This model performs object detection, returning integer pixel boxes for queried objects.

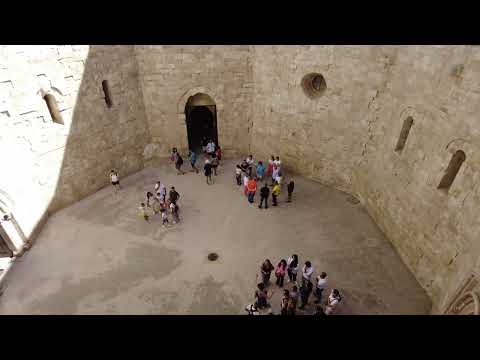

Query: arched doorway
[185,93,218,152]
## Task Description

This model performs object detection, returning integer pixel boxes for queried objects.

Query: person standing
[211,154,219,176]
[258,183,270,209]
[215,145,222,162]
[274,156,282,170]
[206,140,216,156]
[188,150,199,174]
[170,147,178,163]
[240,159,249,173]
[272,164,279,186]
[298,281,312,310]
[288,285,299,315]
[169,186,180,205]
[302,261,315,288]
[154,181,161,194]
[246,155,254,177]
[202,137,208,154]
[267,155,275,177]
[204,159,213,185]
[152,195,161,215]
[260,259,275,286]
[280,289,290,315]
[146,191,154,208]
[275,172,283,190]
[243,172,249,196]
[287,179,295,202]
[175,153,185,175]
[159,183,167,203]
[272,181,281,206]
[275,259,288,287]
[110,169,120,193]
[170,202,180,224]
[246,176,257,204]
[256,161,266,181]
[315,272,328,304]
[138,202,149,222]
[254,280,275,309]
[325,289,342,315]
[160,208,169,227]
[287,254,299,283]
[235,165,242,186]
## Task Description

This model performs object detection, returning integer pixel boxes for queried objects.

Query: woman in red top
[267,155,275,176]
[246,177,257,204]
[275,259,288,287]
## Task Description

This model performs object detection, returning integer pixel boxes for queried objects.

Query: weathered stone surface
[1,45,479,313]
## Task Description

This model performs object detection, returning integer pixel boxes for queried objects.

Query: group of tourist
[171,142,222,185]
[139,182,181,227]
[109,169,181,227]
[235,155,294,208]
[111,148,344,315]
[247,255,343,316]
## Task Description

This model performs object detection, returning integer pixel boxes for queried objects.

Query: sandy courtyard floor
[0,158,431,314]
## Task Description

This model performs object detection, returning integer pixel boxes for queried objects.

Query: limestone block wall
[135,45,253,159]
[250,46,386,193]
[353,45,480,313]
[0,45,149,242]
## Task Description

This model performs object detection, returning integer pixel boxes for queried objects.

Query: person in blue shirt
[188,150,199,174]
[256,161,266,180]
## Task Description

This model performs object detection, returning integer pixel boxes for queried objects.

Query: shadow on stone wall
[46,46,149,215]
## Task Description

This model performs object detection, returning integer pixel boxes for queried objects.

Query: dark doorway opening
[185,105,218,152]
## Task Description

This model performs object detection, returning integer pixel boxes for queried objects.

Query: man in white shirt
[110,169,120,193]
[302,261,314,288]
[206,140,216,155]
[315,272,328,304]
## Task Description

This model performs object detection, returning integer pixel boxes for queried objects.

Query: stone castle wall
[135,45,253,159]
[0,45,149,244]
[2,45,479,313]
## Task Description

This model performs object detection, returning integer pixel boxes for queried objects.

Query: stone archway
[177,87,223,152]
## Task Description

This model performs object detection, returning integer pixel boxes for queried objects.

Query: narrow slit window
[102,80,113,108]
[43,94,63,125]
[437,150,466,191]
[395,116,414,151]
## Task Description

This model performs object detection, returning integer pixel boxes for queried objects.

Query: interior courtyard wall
[134,45,253,160]
[250,46,377,193]
[2,45,480,314]
[351,45,480,313]
[0,45,149,244]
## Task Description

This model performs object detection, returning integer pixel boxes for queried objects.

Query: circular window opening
[302,73,327,99]
[207,253,219,261]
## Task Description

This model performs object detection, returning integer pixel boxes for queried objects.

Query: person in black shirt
[287,179,295,202]
[204,159,213,185]
[175,154,185,175]
[240,159,249,173]
[258,183,270,209]
[169,186,180,205]
[211,154,219,176]
[298,281,313,310]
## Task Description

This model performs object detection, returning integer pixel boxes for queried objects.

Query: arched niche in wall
[437,150,466,191]
[43,93,64,125]
[437,138,473,194]
[394,106,422,154]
